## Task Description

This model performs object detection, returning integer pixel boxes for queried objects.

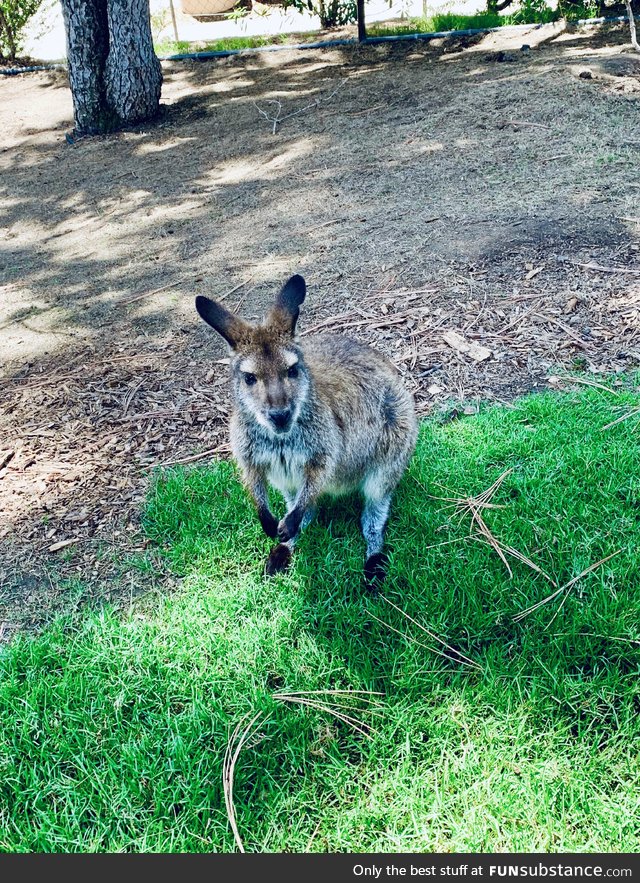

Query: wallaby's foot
[277,508,303,543]
[364,551,389,593]
[258,507,279,539]
[265,543,292,576]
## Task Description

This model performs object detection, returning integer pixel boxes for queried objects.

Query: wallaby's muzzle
[268,407,293,433]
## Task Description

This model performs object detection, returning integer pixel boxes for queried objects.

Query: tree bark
[60,0,162,136]
[60,0,111,134]
[105,0,162,125]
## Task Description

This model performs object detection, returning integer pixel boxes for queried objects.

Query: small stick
[122,378,145,417]
[217,275,255,304]
[152,444,230,468]
[505,119,551,130]
[564,260,640,277]
[533,313,590,349]
[121,278,185,305]
[254,79,348,134]
[303,217,347,234]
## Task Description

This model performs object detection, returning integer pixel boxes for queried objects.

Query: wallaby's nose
[269,408,291,432]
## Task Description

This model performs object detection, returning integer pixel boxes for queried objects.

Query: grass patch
[155,34,288,56]
[369,12,506,37]
[368,6,564,39]
[1,386,640,851]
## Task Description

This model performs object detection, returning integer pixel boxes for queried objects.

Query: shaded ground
[1,20,639,633]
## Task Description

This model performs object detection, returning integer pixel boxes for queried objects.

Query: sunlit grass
[1,385,639,851]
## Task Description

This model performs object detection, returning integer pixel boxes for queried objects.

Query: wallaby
[195,275,418,590]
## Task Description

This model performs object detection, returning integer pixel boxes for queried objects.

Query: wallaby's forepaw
[277,508,303,543]
[364,552,389,594]
[258,507,279,539]
[265,543,292,576]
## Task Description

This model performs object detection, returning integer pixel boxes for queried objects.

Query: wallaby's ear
[195,296,250,350]
[267,274,306,336]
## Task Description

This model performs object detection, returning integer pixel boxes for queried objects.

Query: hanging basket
[180,0,239,15]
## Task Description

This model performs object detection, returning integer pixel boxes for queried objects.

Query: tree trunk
[105,0,162,124]
[625,0,640,52]
[60,0,112,134]
[60,0,162,136]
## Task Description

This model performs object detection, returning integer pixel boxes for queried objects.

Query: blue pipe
[0,14,636,73]
[158,14,638,60]
[0,62,66,75]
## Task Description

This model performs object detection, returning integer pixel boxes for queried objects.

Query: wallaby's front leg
[244,466,278,539]
[265,464,325,577]
[265,506,316,577]
[277,460,326,542]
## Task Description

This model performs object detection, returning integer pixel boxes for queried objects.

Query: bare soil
[1,20,639,634]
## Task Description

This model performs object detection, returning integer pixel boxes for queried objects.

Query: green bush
[508,0,559,24]
[0,0,42,61]
[284,0,357,29]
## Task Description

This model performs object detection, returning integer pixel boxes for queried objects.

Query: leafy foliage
[284,0,357,29]
[0,0,42,61]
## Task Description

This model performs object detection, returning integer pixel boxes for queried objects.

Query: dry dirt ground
[1,21,640,634]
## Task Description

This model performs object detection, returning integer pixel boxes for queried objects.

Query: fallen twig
[560,258,640,277]
[151,444,230,469]
[254,79,348,134]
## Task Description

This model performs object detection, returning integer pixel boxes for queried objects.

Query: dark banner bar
[0,853,638,882]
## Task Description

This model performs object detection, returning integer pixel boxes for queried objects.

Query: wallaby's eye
[244,373,257,387]
[287,364,299,380]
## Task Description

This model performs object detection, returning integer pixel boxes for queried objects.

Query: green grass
[1,385,640,852]
[369,12,506,38]
[368,5,566,39]
[155,34,287,56]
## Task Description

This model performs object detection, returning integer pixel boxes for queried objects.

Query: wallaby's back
[300,334,417,493]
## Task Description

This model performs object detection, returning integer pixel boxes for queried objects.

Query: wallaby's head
[196,275,309,436]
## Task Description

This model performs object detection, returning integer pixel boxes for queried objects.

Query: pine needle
[273,694,376,737]
[222,711,267,853]
[369,611,480,671]
[379,594,481,669]
[513,550,622,624]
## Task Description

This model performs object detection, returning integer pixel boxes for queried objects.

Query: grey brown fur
[195,275,418,590]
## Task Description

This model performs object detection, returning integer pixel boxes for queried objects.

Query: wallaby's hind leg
[265,505,317,577]
[361,493,392,592]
